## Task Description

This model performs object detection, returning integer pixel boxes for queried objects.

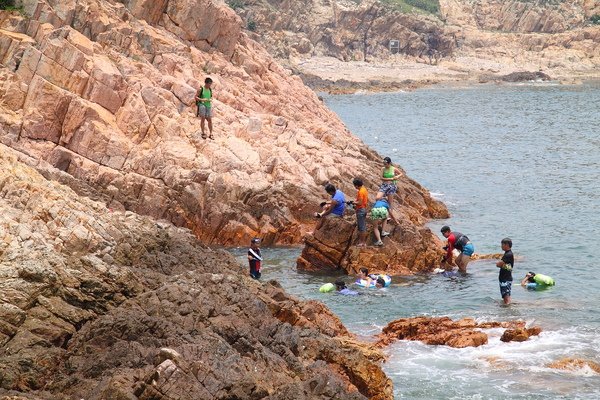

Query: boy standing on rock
[248,238,262,279]
[496,238,514,305]
[352,178,368,247]
[195,77,214,139]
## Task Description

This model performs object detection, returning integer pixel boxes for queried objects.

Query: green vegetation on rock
[226,0,245,10]
[380,0,439,14]
[0,0,15,9]
[591,15,600,25]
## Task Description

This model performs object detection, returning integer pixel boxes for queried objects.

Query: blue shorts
[462,243,474,256]
[378,182,397,196]
[356,208,367,232]
[499,280,512,298]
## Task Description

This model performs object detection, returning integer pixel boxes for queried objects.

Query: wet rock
[376,316,535,348]
[500,326,542,342]
[548,358,600,374]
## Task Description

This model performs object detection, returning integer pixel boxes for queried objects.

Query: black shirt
[248,248,261,270]
[499,250,514,281]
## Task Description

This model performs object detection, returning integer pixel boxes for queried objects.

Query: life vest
[452,231,470,251]
[533,273,555,286]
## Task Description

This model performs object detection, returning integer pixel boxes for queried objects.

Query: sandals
[208,135,214,140]
[201,133,207,139]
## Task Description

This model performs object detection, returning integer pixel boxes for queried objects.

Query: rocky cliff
[233,0,455,61]
[0,0,446,248]
[0,144,393,399]
[233,0,599,89]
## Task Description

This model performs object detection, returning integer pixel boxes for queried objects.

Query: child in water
[334,281,359,296]
[521,271,555,289]
[356,267,387,288]
[496,238,514,305]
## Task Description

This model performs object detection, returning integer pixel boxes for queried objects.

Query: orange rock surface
[0,0,446,248]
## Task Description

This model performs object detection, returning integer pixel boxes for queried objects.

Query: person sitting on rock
[314,183,346,231]
[247,237,262,279]
[370,197,390,246]
[195,77,214,140]
[334,280,359,296]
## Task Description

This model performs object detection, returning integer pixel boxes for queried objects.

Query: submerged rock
[548,358,600,374]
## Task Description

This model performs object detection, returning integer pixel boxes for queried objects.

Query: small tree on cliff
[0,0,16,9]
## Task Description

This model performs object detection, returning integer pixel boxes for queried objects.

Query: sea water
[229,82,600,399]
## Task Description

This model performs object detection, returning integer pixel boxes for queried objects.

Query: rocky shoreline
[0,145,393,399]
[294,58,596,95]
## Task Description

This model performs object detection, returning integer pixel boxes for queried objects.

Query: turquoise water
[230,82,600,399]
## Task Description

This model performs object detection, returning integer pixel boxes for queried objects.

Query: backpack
[197,86,212,104]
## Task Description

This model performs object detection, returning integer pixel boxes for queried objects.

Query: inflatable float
[526,273,555,290]
[319,283,335,293]
[355,274,392,288]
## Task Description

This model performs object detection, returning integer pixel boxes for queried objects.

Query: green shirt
[197,86,212,108]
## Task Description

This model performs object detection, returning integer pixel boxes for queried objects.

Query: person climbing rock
[440,226,474,273]
[314,183,346,231]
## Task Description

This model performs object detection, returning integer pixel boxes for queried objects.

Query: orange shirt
[355,186,368,210]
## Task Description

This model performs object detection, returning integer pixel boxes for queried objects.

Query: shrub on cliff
[380,0,439,14]
[0,0,15,9]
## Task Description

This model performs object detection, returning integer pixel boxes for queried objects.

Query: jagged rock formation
[233,0,455,61]
[0,0,446,249]
[375,316,540,348]
[0,145,393,399]
[440,0,592,33]
[297,204,446,275]
[233,0,599,88]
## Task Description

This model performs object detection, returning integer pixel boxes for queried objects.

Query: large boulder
[297,174,449,274]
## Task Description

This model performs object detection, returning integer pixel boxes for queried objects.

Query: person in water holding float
[247,237,262,279]
[314,183,346,231]
[521,271,555,290]
[355,267,391,288]
[496,237,514,305]
[370,196,390,246]
[440,226,474,273]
